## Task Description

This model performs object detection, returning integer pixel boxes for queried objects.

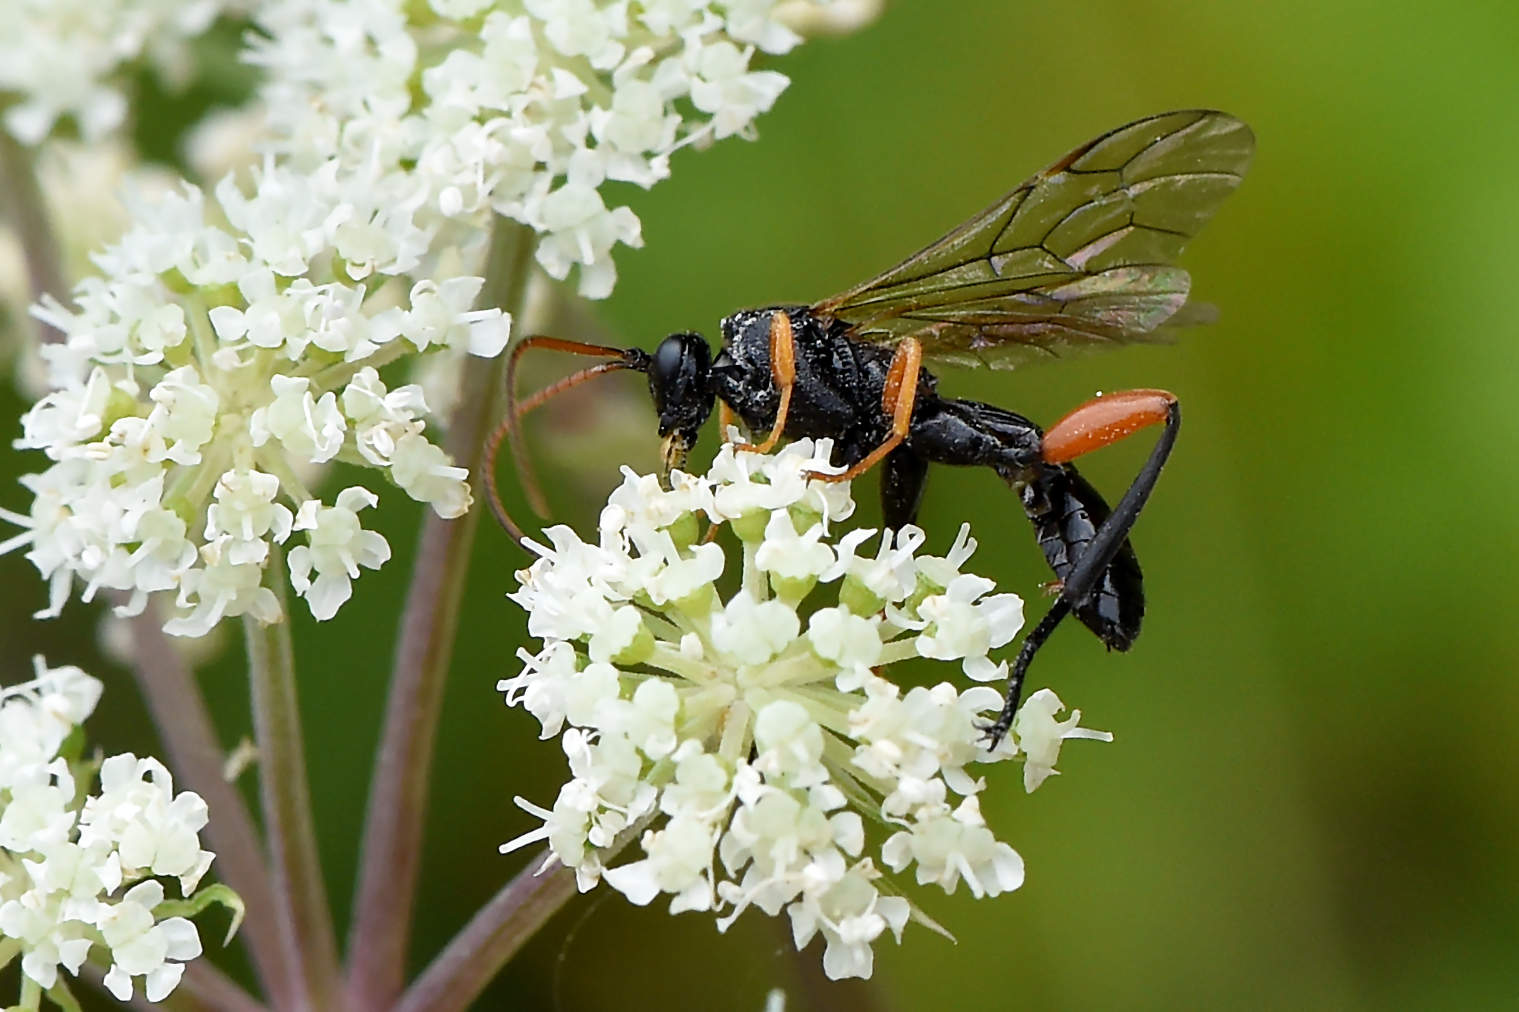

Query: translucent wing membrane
[813,110,1254,370]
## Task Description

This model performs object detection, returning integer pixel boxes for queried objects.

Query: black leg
[1023,462,1144,651]
[881,444,930,531]
[984,400,1180,746]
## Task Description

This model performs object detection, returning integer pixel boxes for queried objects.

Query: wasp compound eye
[648,332,713,436]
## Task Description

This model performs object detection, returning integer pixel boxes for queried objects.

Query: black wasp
[490,110,1254,744]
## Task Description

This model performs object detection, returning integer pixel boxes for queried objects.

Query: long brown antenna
[505,336,641,515]
[488,337,650,549]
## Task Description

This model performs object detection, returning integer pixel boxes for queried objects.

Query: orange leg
[984,389,1181,747]
[1041,389,1178,464]
[736,311,796,455]
[718,401,737,441]
[808,337,923,483]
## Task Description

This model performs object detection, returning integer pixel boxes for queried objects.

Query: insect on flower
[490,110,1254,744]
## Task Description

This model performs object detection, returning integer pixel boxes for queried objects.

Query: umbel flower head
[0,0,231,146]
[0,657,232,1005]
[0,0,875,639]
[0,171,504,636]
[501,439,1112,980]
[249,0,867,298]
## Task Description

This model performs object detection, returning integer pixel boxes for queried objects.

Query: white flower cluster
[500,439,1112,980]
[0,0,871,639]
[0,657,224,1005]
[248,0,855,297]
[1,168,506,636]
[0,0,230,146]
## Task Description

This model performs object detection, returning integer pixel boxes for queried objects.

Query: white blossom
[1012,689,1113,793]
[0,0,229,146]
[0,660,225,1005]
[3,172,491,635]
[500,441,1112,980]
[245,0,866,298]
[3,0,873,636]
[287,487,393,620]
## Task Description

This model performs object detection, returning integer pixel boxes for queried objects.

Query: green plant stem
[390,858,575,1012]
[345,217,534,1012]
[246,551,343,1012]
[124,598,292,1011]
[0,126,66,342]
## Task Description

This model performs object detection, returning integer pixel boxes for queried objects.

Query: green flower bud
[665,511,701,551]
[613,620,657,666]
[730,508,770,543]
[839,575,886,617]
[770,573,817,607]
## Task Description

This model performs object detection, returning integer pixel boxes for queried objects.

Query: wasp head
[648,332,715,475]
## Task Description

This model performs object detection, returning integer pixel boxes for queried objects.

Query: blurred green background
[5,0,1519,1009]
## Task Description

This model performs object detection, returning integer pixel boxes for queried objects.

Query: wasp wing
[812,110,1254,370]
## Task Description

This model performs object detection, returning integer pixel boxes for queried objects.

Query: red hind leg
[1041,389,1177,464]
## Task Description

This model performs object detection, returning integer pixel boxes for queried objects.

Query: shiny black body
[650,305,1144,654]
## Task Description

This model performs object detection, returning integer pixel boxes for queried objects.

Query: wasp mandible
[491,110,1254,743]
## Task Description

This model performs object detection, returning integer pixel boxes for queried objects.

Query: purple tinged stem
[391,812,653,1012]
[390,860,576,1012]
[176,960,274,1012]
[125,600,293,1010]
[0,127,67,343]
[345,218,532,1011]
[245,554,344,1012]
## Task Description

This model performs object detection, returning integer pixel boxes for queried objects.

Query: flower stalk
[346,217,533,1011]
[390,858,576,1012]
[245,554,342,1012]
[125,601,291,1009]
[393,811,652,1012]
[0,123,65,343]
[175,962,270,1012]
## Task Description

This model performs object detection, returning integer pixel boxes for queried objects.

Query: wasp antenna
[505,336,639,516]
[482,412,532,549]
[489,340,651,550]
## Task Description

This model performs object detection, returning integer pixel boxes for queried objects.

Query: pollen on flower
[499,439,1113,980]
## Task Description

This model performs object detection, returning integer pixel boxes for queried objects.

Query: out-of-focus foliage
[4,1,1518,1009]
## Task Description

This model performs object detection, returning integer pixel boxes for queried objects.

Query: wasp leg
[736,311,796,455]
[984,390,1180,746]
[718,401,738,442]
[881,444,930,531]
[810,337,923,483]
[1021,464,1143,651]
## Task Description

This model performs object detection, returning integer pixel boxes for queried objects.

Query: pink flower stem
[390,859,575,1012]
[392,812,653,1012]
[0,126,67,342]
[125,599,293,1010]
[345,217,533,1012]
[246,552,344,1012]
